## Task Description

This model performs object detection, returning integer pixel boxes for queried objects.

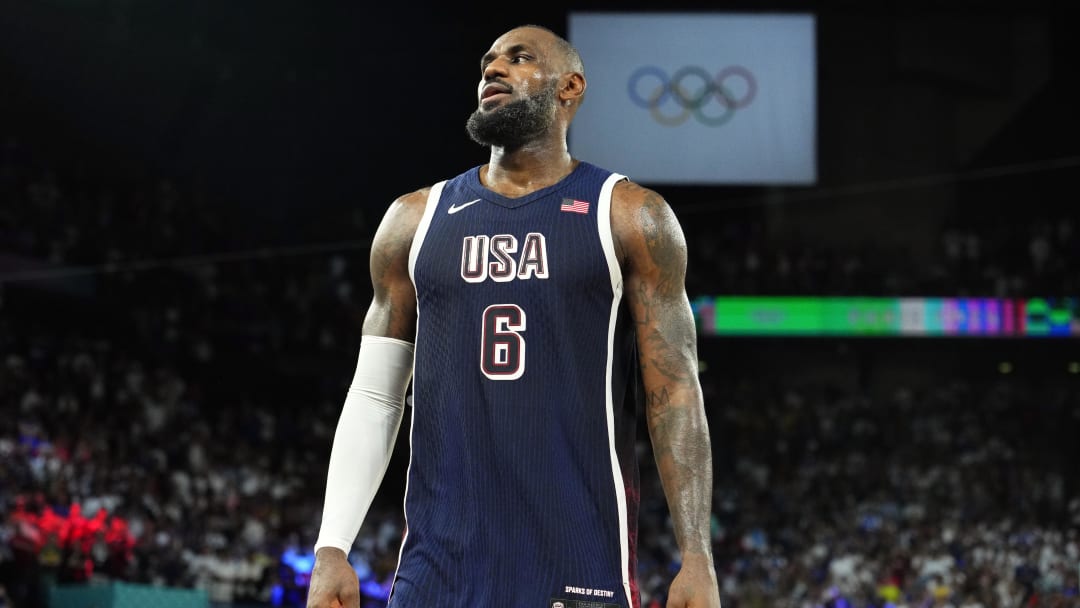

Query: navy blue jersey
[392,161,643,608]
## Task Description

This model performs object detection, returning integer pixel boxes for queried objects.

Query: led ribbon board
[691,297,1079,337]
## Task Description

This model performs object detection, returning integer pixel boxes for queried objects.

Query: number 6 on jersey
[481,304,526,380]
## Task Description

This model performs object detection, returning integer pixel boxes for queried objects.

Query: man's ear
[559,72,586,106]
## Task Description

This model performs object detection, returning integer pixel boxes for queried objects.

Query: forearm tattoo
[634,190,714,559]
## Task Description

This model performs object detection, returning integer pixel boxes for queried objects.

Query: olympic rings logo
[628,65,757,127]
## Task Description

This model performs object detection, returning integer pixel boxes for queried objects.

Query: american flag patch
[560,198,590,214]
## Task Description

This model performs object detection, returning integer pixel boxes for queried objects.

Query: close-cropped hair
[517,23,585,75]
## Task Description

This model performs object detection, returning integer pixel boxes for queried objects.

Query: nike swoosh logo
[448,199,482,214]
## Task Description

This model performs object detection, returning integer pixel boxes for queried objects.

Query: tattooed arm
[612,181,720,607]
[307,189,427,608]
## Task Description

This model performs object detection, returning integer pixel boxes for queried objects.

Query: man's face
[466,28,561,149]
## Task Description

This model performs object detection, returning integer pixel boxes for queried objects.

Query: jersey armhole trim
[598,171,633,607]
[597,173,626,298]
[407,180,446,286]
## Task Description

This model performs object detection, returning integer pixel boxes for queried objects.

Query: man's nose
[483,58,509,81]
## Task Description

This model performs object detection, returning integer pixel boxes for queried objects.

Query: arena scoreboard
[691,297,1079,337]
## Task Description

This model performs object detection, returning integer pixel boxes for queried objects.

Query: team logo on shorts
[552,603,564,608]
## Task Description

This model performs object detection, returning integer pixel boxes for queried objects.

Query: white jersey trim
[408,180,446,284]
[391,180,445,603]
[597,171,633,607]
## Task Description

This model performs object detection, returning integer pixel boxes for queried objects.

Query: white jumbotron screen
[567,12,817,185]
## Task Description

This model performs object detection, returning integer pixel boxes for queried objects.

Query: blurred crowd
[3,134,1078,303]
[2,139,1079,608]
[682,210,1079,299]
[698,372,1080,607]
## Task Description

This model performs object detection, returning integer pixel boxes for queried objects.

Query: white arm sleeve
[313,335,415,555]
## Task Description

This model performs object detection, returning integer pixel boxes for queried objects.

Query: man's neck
[482,145,577,198]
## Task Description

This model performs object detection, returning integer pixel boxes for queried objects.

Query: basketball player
[306,25,720,608]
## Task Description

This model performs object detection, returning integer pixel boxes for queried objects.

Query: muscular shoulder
[371,187,431,250]
[383,187,432,234]
[609,179,687,275]
[368,186,433,274]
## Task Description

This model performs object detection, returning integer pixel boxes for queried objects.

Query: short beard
[466,81,558,149]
